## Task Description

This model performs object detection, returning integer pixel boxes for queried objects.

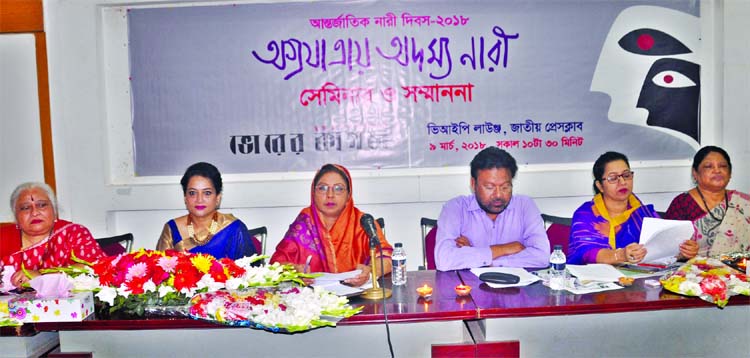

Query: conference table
[19,269,750,357]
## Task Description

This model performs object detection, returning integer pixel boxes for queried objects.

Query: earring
[15,223,20,229]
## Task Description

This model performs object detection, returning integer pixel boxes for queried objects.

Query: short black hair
[470,147,518,180]
[180,162,223,195]
[592,151,630,194]
[313,164,350,191]
[692,146,732,173]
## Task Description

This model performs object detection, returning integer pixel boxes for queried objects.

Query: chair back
[248,226,267,256]
[96,233,134,256]
[541,214,571,254]
[420,217,437,270]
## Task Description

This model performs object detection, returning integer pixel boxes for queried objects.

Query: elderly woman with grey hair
[1,182,105,288]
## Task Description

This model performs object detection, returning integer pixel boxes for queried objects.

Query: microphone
[359,213,392,301]
[360,213,380,249]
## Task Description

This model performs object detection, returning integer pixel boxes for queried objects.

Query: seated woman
[270,164,392,287]
[567,152,692,264]
[0,182,106,288]
[664,146,749,257]
[156,162,257,260]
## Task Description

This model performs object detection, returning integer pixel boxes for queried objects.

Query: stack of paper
[566,264,624,282]
[310,270,371,297]
[564,264,626,294]
[639,217,694,264]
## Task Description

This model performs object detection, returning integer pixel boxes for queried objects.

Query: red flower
[125,276,148,295]
[149,265,169,286]
[209,261,228,283]
[92,258,118,286]
[700,275,727,301]
[173,261,201,292]
[219,258,246,277]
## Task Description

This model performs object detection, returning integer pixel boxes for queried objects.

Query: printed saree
[0,220,106,270]
[666,190,750,257]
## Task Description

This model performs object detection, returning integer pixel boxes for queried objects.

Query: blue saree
[159,214,257,260]
[568,194,660,264]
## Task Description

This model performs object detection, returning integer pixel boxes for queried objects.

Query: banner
[128,0,700,175]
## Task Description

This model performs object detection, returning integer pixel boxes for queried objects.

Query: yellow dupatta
[593,193,642,249]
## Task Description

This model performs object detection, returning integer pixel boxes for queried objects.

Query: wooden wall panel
[0,0,43,33]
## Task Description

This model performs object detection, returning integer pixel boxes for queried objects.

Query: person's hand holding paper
[639,218,694,264]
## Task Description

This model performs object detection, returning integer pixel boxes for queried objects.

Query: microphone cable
[377,246,395,358]
[361,214,394,357]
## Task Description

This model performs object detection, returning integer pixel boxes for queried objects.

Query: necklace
[695,187,728,223]
[20,228,53,250]
[186,212,219,245]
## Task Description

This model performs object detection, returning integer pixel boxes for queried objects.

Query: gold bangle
[614,249,622,262]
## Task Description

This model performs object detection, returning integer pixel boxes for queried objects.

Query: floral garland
[189,286,362,333]
[660,256,749,308]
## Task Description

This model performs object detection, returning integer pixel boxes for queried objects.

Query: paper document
[567,264,624,282]
[470,267,540,288]
[311,270,371,297]
[564,280,624,295]
[617,264,676,279]
[639,217,693,264]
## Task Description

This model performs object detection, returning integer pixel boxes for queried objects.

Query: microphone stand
[361,239,392,300]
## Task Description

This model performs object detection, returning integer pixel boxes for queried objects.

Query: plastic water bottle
[549,245,567,290]
[391,243,407,286]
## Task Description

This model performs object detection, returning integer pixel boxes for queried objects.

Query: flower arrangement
[47,249,315,316]
[660,256,749,308]
[189,286,362,332]
[21,249,362,331]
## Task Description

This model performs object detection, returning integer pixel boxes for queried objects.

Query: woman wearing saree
[568,152,697,264]
[156,162,257,260]
[1,182,106,288]
[270,164,392,287]
[664,146,749,257]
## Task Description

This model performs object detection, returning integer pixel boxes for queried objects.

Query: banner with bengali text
[128,0,700,175]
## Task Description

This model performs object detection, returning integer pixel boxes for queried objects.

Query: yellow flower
[703,268,729,277]
[191,254,214,274]
[134,248,149,259]
[660,276,685,292]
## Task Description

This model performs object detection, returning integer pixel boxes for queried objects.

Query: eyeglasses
[17,201,52,212]
[602,171,634,184]
[315,184,348,195]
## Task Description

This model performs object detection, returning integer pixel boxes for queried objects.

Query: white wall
[722,0,750,193]
[34,0,750,270]
[0,34,45,221]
